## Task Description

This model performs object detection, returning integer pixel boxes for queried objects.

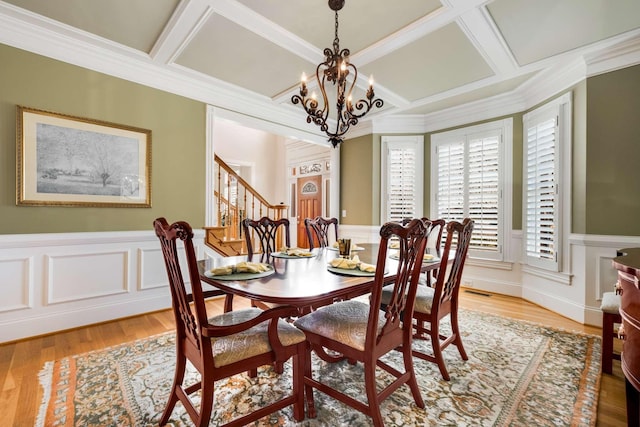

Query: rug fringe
[36,360,54,427]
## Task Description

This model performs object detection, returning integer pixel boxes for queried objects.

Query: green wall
[0,44,207,234]
[340,133,379,225]
[585,64,640,235]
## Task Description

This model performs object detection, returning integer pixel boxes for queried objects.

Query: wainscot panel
[0,229,220,343]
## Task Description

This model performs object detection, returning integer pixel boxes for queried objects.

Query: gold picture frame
[16,106,152,207]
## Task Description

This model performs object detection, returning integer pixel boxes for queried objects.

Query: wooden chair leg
[602,311,622,374]
[401,339,425,408]
[303,342,317,418]
[451,310,468,361]
[602,312,615,374]
[159,353,186,426]
[364,360,384,427]
[431,322,450,381]
[197,381,215,427]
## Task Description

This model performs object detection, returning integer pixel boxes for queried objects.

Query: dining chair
[242,216,291,312]
[153,218,306,427]
[242,216,291,258]
[293,219,428,426]
[400,217,444,287]
[385,218,474,381]
[304,216,338,250]
[423,218,446,287]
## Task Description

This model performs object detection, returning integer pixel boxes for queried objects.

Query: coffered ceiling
[1,0,639,144]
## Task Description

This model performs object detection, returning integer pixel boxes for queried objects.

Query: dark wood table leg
[627,378,640,427]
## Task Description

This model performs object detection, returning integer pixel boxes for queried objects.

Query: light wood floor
[0,290,627,426]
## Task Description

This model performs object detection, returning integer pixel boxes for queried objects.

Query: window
[381,136,424,223]
[522,93,572,272]
[431,119,512,261]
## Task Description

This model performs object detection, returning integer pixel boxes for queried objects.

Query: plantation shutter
[387,146,418,222]
[381,136,424,224]
[433,122,505,261]
[468,136,500,253]
[436,142,465,222]
[524,115,558,269]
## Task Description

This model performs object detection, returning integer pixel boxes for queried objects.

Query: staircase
[205,154,288,256]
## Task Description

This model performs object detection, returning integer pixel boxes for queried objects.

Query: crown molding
[585,31,640,77]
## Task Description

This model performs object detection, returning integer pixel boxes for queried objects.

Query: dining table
[198,243,442,312]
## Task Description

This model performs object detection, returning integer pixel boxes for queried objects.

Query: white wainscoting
[0,229,220,343]
[2,227,638,342]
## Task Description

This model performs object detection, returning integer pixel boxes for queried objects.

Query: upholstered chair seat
[382,284,435,315]
[210,308,306,367]
[294,301,385,351]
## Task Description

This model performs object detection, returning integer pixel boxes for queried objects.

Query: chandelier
[291,0,383,148]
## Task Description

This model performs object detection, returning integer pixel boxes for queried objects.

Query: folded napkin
[208,265,234,276]
[389,241,400,249]
[329,257,358,270]
[209,262,271,276]
[235,261,271,273]
[358,262,376,273]
[423,253,435,261]
[280,247,313,257]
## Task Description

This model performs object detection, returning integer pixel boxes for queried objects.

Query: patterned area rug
[37,310,601,426]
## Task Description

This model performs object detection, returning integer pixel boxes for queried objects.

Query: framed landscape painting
[16,106,152,207]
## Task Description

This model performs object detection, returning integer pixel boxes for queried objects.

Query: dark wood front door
[297,175,322,248]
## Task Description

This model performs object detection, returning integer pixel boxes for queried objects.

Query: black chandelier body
[291,0,383,148]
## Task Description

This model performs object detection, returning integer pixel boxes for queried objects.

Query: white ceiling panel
[488,0,640,65]
[4,0,179,53]
[175,13,315,98]
[360,23,494,101]
[236,0,441,52]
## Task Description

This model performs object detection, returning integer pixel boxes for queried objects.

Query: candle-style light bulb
[369,75,374,88]
[301,72,307,83]
[311,91,317,101]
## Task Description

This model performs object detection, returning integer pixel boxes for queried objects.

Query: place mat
[271,251,314,259]
[327,266,381,277]
[203,267,275,281]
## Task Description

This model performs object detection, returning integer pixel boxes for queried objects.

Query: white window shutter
[381,136,424,224]
[433,125,504,260]
[524,115,559,270]
[468,135,500,253]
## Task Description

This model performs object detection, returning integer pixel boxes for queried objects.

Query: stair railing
[214,154,289,251]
